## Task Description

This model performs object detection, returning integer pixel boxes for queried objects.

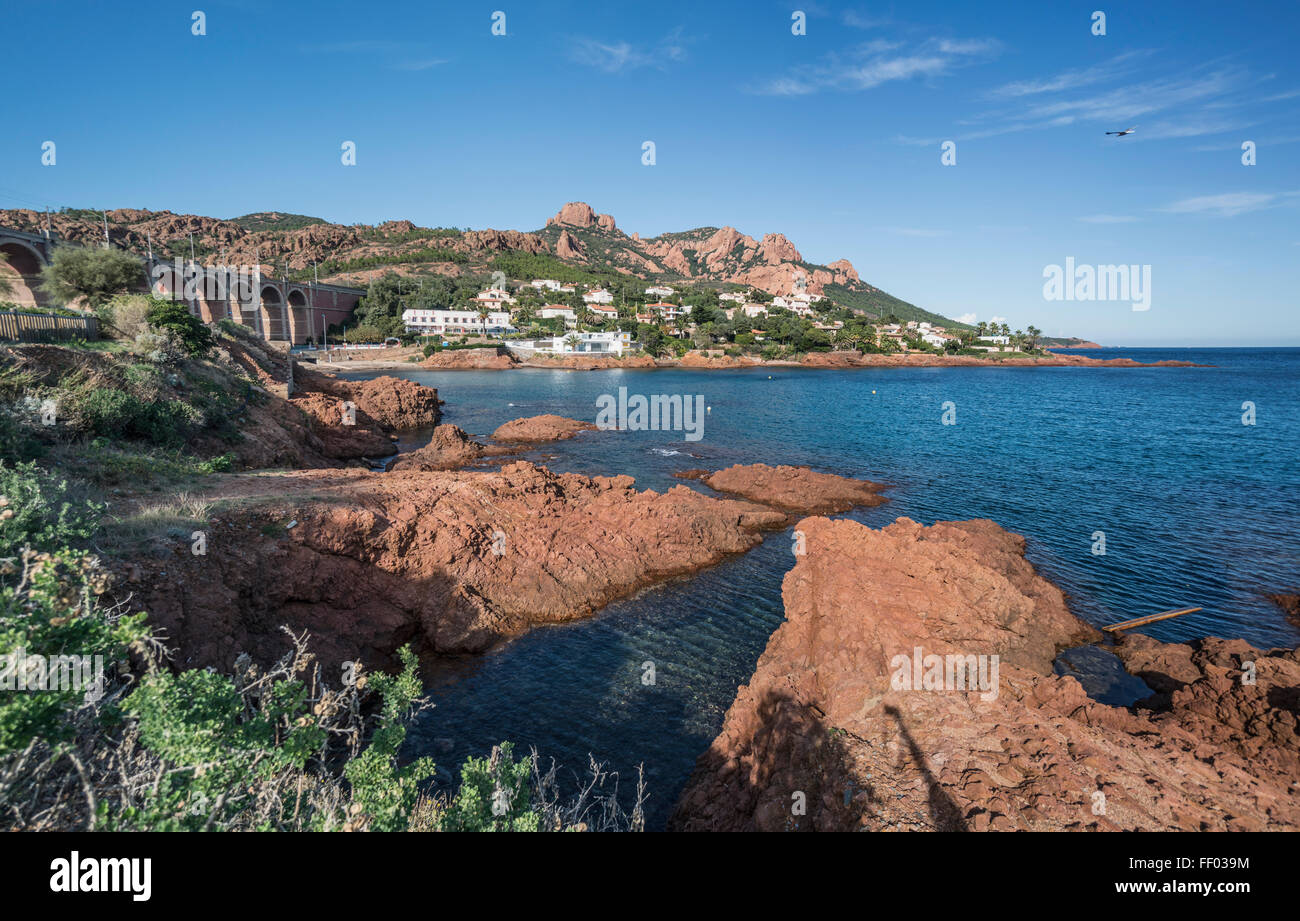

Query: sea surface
[342,348,1300,829]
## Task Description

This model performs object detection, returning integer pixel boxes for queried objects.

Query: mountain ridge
[1,202,962,328]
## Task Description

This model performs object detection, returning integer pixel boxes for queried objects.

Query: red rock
[701,463,888,515]
[420,347,517,370]
[123,462,786,671]
[388,424,515,471]
[491,414,596,443]
[671,516,1300,831]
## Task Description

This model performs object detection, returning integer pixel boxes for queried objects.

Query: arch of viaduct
[0,226,365,345]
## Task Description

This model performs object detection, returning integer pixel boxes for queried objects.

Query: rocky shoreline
[113,358,1293,831]
[670,516,1300,831]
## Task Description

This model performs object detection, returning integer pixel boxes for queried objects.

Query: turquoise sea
[346,348,1300,828]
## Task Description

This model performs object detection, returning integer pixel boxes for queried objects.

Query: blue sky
[2,0,1297,345]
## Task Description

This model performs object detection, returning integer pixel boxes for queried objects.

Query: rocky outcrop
[672,516,1300,831]
[1266,592,1300,625]
[125,462,786,671]
[517,353,658,370]
[388,424,515,471]
[295,370,441,431]
[555,229,584,260]
[491,414,596,443]
[290,371,441,459]
[696,463,888,515]
[420,347,518,370]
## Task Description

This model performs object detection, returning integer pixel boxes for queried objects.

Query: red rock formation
[699,463,888,515]
[491,414,596,443]
[547,202,596,227]
[288,370,441,459]
[1266,592,1299,625]
[555,229,584,260]
[420,347,518,370]
[387,424,516,471]
[125,462,786,670]
[672,516,1300,831]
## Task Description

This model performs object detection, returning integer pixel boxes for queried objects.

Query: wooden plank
[1102,606,1202,633]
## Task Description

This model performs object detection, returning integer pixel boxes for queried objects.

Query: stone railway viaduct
[0,225,364,345]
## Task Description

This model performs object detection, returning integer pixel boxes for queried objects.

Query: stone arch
[259,284,287,340]
[0,240,47,308]
[287,287,311,344]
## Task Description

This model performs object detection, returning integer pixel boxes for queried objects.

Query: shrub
[145,300,213,356]
[65,388,203,446]
[98,294,155,341]
[0,461,100,553]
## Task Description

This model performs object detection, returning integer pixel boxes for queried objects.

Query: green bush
[0,461,100,553]
[145,299,213,356]
[67,388,202,446]
[438,741,540,832]
[0,549,148,752]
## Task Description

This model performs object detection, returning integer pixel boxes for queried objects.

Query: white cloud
[570,28,692,74]
[990,316,1007,325]
[956,312,977,324]
[1160,192,1278,217]
[750,35,999,96]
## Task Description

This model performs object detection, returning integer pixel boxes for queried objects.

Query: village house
[647,302,691,321]
[645,285,675,297]
[586,303,618,321]
[537,305,578,326]
[510,330,636,356]
[402,308,516,337]
[529,279,564,292]
[473,288,516,310]
[583,288,615,305]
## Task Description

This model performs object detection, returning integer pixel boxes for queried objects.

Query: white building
[583,288,614,305]
[511,330,636,356]
[771,296,792,309]
[719,292,746,303]
[537,306,577,326]
[645,285,675,297]
[402,309,516,336]
[474,288,515,309]
[647,302,691,321]
[586,304,618,321]
[529,279,563,292]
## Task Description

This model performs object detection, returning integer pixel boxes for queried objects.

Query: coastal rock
[699,463,888,515]
[289,371,441,459]
[1267,592,1300,626]
[290,391,397,459]
[518,353,657,370]
[295,369,441,431]
[420,347,517,370]
[387,424,515,472]
[125,462,786,671]
[491,414,597,443]
[671,516,1300,832]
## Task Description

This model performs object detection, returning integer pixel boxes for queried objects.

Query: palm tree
[976,320,987,339]
[1025,324,1041,351]
[563,333,582,353]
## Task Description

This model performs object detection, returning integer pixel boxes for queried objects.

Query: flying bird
[1106,127,1138,137]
